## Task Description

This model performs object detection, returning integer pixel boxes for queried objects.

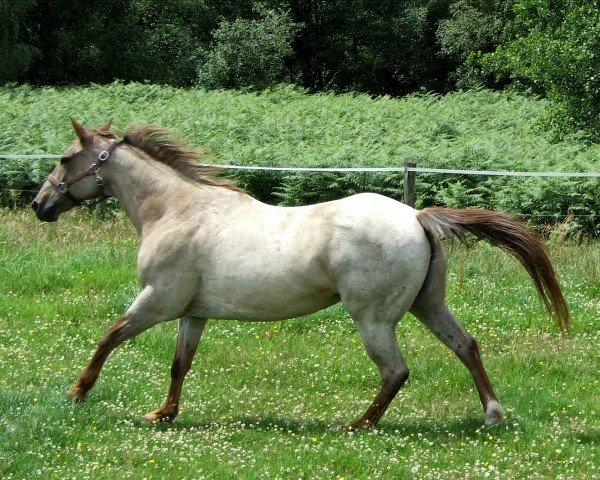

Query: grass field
[0,209,598,479]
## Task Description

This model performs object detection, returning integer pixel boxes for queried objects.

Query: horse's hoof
[66,386,87,402]
[346,419,375,431]
[484,400,505,425]
[143,409,176,423]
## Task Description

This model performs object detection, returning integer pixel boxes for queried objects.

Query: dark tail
[416,207,570,334]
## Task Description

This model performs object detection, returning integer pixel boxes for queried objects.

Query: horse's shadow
[133,413,492,439]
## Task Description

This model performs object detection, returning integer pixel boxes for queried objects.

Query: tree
[436,0,514,88]
[19,0,211,86]
[0,0,37,83]
[480,0,600,138]
[197,6,301,90]
[290,0,452,95]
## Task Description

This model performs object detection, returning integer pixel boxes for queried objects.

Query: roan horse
[31,120,570,428]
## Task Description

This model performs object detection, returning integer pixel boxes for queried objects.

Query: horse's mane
[122,124,245,193]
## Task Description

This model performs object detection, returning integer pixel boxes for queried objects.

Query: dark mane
[122,124,245,193]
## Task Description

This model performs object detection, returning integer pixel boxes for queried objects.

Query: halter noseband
[47,140,121,204]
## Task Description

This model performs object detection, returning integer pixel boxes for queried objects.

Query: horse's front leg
[143,316,207,422]
[67,286,170,401]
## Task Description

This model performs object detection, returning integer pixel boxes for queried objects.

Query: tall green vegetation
[1,0,452,94]
[480,0,600,139]
[289,0,450,94]
[0,0,37,83]
[436,0,515,88]
[17,0,211,86]
[439,0,600,138]
[1,84,598,235]
[5,0,600,138]
[197,6,301,90]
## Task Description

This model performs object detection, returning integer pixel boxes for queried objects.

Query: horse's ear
[70,117,91,145]
[99,119,112,132]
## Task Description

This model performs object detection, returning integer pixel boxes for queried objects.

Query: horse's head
[31,119,118,222]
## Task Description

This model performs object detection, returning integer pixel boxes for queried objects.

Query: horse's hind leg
[144,316,207,422]
[410,304,505,425]
[349,316,409,429]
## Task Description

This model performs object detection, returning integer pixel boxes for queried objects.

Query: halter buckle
[58,182,69,194]
[98,150,110,162]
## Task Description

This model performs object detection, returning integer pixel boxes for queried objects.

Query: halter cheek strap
[47,141,121,204]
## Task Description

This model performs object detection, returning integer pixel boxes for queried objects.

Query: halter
[47,140,121,204]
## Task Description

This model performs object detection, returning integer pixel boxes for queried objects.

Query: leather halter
[47,140,121,204]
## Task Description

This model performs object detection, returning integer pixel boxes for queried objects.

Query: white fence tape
[2,154,599,177]
[200,164,407,173]
[203,164,600,177]
[405,166,600,178]
[0,154,61,159]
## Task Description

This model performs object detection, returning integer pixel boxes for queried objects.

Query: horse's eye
[60,156,71,164]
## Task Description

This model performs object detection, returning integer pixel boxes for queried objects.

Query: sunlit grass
[0,210,598,479]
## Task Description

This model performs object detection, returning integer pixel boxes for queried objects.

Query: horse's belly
[188,278,341,321]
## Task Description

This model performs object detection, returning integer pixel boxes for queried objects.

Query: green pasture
[0,210,598,479]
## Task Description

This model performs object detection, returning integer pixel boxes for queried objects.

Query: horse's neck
[105,149,216,234]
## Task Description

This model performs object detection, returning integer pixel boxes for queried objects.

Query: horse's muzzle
[31,198,60,222]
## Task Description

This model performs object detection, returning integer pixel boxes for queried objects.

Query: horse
[31,119,570,428]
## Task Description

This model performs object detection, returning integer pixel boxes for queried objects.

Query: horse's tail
[416,207,570,334]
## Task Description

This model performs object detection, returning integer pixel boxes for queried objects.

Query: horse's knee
[170,355,192,379]
[97,316,129,350]
[398,367,409,386]
[384,367,409,392]
[462,334,483,360]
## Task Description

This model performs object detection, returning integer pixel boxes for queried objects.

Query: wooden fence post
[403,162,416,207]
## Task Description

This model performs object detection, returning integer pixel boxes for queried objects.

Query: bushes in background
[1,84,598,236]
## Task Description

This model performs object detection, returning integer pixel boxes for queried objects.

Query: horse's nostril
[31,200,40,212]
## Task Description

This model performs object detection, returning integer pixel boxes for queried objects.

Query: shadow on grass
[576,430,600,445]
[133,414,335,435]
[131,413,497,440]
[0,385,514,444]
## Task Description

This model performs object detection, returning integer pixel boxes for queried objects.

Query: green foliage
[0,157,47,208]
[0,0,38,82]
[197,6,301,90]
[291,0,450,94]
[9,0,212,86]
[6,0,600,128]
[480,0,600,139]
[274,172,403,206]
[1,84,598,235]
[436,0,515,88]
[125,0,210,86]
[493,177,600,237]
[2,0,461,95]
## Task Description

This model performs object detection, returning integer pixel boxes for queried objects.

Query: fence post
[403,162,416,207]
